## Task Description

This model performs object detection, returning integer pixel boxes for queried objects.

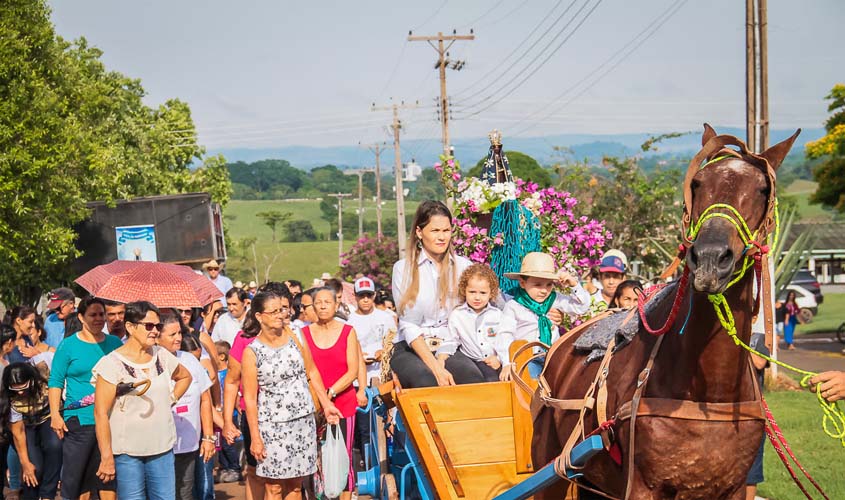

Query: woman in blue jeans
[92,301,192,500]
[1,363,62,500]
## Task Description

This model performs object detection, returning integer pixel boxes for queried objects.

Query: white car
[781,284,818,322]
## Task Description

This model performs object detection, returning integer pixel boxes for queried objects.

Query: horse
[529,124,800,499]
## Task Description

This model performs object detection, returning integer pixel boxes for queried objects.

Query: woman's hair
[609,280,644,308]
[257,281,291,297]
[241,290,287,338]
[0,363,47,436]
[161,310,190,338]
[64,315,82,338]
[6,306,36,329]
[785,290,797,303]
[124,301,161,325]
[457,264,500,303]
[374,289,393,306]
[291,293,304,320]
[0,325,16,348]
[308,287,336,303]
[399,200,458,314]
[180,331,203,353]
[324,278,343,296]
[77,296,105,317]
[32,315,45,342]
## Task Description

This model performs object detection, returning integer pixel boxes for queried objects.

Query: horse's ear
[760,129,801,171]
[701,123,717,146]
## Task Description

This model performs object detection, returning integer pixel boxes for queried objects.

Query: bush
[340,235,399,287]
[283,220,318,242]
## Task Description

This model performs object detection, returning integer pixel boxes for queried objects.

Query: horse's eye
[760,187,770,197]
[691,179,701,191]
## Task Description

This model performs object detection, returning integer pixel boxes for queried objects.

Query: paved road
[779,332,845,374]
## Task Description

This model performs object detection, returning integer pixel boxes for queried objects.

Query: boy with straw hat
[499,252,590,379]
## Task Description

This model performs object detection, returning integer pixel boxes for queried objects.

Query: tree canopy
[806,84,845,212]
[469,151,553,187]
[0,0,231,303]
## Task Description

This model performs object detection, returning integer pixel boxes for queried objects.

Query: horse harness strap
[615,399,765,422]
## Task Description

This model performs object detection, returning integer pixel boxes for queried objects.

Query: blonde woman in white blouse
[390,200,476,388]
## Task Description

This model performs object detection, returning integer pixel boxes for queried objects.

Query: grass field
[757,389,844,499]
[782,180,836,222]
[222,199,417,284]
[797,293,845,335]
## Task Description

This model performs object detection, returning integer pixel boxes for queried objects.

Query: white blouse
[391,250,472,345]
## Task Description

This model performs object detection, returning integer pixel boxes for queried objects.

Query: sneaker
[220,470,241,483]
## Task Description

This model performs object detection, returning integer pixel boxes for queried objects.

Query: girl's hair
[0,325,16,347]
[457,264,500,303]
[0,363,47,437]
[399,200,458,314]
[180,331,203,353]
[77,296,105,317]
[785,290,797,303]
[6,306,36,329]
[241,290,287,338]
[124,301,161,325]
[609,280,644,308]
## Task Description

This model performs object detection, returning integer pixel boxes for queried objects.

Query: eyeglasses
[261,307,290,316]
[302,303,313,309]
[207,267,220,271]
[130,321,164,332]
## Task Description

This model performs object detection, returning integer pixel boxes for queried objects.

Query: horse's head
[685,124,799,293]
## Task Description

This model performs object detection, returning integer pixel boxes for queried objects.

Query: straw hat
[202,259,220,270]
[504,252,559,281]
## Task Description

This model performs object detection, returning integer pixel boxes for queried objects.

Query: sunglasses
[9,382,31,393]
[130,321,164,332]
[177,309,192,315]
[207,267,220,271]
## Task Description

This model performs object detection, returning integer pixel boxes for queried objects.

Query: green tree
[469,151,553,187]
[0,0,231,303]
[283,220,318,242]
[256,210,292,242]
[806,84,845,212]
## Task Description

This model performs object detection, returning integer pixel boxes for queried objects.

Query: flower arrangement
[438,154,612,274]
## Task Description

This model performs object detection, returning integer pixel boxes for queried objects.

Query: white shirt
[392,251,472,345]
[347,308,396,383]
[440,303,516,363]
[172,351,213,454]
[210,275,234,306]
[211,312,245,346]
[500,285,591,358]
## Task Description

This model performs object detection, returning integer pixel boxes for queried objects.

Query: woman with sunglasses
[91,301,192,500]
[48,296,122,500]
[2,362,62,500]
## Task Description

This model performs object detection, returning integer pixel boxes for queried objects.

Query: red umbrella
[75,260,223,309]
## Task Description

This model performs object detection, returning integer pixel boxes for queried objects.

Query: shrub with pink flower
[340,235,399,287]
[439,154,612,274]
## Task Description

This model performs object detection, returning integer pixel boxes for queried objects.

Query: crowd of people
[0,199,842,500]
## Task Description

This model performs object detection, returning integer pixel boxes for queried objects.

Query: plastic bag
[321,424,349,498]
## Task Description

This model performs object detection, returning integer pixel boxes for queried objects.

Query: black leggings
[390,342,496,387]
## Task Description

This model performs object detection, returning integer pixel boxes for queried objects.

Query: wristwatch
[328,387,337,400]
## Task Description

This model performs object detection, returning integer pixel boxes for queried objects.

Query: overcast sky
[49,0,843,151]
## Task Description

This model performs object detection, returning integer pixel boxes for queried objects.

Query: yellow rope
[708,293,845,447]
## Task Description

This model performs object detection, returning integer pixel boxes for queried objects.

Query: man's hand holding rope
[810,371,845,403]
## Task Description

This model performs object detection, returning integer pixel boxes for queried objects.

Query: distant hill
[208,127,824,169]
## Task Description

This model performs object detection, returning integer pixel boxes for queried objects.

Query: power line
[451,0,569,100]
[413,0,449,31]
[455,0,604,119]
[510,0,689,137]
[456,0,508,30]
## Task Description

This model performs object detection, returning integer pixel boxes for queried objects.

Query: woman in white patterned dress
[241,289,342,499]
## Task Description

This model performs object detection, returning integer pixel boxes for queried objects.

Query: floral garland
[436,154,612,274]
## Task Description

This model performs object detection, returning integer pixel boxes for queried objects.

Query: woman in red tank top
[301,287,363,498]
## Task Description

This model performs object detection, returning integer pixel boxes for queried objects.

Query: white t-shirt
[347,308,396,384]
[211,312,245,347]
[172,351,213,454]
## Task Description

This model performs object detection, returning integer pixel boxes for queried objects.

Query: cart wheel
[799,308,814,324]
[382,473,398,500]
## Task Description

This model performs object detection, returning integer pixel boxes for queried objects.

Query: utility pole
[361,143,386,237]
[343,169,375,239]
[408,30,474,156]
[746,0,769,152]
[372,101,419,257]
[328,193,352,267]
